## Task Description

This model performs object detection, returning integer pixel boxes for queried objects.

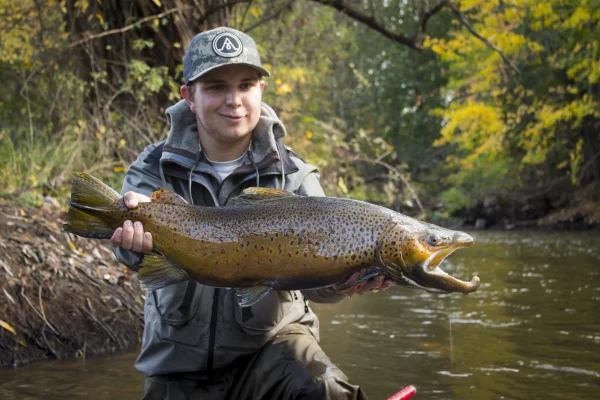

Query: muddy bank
[0,201,143,368]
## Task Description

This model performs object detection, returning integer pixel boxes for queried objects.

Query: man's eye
[240,83,252,89]
[208,85,224,91]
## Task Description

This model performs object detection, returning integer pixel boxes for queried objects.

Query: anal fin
[235,285,273,307]
[138,252,190,291]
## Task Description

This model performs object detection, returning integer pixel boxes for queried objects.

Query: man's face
[181,65,265,159]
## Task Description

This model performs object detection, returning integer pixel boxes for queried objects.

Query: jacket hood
[162,100,287,170]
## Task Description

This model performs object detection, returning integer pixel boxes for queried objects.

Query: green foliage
[427,0,600,206]
[2,0,595,222]
[0,1,177,198]
[439,187,472,214]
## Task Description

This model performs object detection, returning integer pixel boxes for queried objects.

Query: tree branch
[420,1,448,34]
[352,156,426,216]
[447,2,521,74]
[68,7,190,48]
[312,0,420,49]
[244,0,295,32]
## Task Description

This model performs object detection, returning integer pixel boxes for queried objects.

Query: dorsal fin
[227,187,295,206]
[151,189,188,205]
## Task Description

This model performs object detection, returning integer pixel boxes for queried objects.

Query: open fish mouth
[408,237,480,294]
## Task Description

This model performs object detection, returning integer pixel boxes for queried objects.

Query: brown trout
[64,172,480,306]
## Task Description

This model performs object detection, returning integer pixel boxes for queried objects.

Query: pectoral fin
[138,253,190,291]
[235,285,273,307]
[332,266,384,292]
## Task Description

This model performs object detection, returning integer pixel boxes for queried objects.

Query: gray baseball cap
[183,27,270,85]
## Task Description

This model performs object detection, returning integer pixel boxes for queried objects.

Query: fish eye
[427,235,440,246]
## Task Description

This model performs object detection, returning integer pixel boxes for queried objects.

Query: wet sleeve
[297,170,347,304]
[112,143,164,271]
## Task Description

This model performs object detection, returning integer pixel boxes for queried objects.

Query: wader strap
[178,281,196,316]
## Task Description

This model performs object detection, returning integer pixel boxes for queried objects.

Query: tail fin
[63,172,121,239]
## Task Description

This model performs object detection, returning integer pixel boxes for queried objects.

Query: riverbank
[0,201,143,368]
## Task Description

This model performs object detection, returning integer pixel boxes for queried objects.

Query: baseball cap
[183,27,270,85]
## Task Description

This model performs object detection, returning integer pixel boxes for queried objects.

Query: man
[111,27,395,400]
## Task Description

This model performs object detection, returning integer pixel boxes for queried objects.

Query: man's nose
[225,89,241,107]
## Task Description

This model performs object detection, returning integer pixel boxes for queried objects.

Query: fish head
[381,220,480,294]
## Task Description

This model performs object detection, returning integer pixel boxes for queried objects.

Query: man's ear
[180,85,196,112]
[260,80,266,93]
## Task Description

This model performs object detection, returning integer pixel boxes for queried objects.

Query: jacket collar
[160,100,292,172]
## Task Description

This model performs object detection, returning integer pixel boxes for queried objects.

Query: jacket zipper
[206,288,220,380]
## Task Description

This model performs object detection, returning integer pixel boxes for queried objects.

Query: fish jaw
[413,264,480,294]
[412,232,479,294]
[393,231,479,294]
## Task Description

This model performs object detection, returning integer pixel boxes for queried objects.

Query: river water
[1,230,599,399]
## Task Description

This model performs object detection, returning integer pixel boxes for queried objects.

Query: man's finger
[132,221,144,252]
[123,192,139,209]
[121,220,134,249]
[142,232,153,253]
[347,283,365,297]
[110,227,123,247]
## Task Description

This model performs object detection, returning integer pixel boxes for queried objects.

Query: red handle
[386,385,417,400]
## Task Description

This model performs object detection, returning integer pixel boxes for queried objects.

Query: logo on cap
[212,32,243,58]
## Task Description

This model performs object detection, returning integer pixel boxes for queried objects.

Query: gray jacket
[114,100,345,377]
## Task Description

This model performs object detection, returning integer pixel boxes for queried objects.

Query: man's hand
[337,269,396,297]
[110,191,153,253]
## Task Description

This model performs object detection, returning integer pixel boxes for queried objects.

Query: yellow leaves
[1,319,27,346]
[0,320,16,335]
[564,6,591,29]
[276,83,292,95]
[67,240,78,252]
[152,0,162,7]
[28,175,38,187]
[273,67,306,96]
[250,7,262,18]
[337,176,348,194]
[117,139,126,149]
[113,166,125,172]
[305,131,313,139]
[569,138,584,185]
[435,101,507,171]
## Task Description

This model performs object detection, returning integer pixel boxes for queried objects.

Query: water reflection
[1,231,599,399]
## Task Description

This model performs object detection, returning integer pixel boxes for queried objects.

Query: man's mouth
[219,113,245,121]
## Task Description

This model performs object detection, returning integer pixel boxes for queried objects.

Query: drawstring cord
[248,140,286,190]
[274,141,286,190]
[188,152,201,204]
